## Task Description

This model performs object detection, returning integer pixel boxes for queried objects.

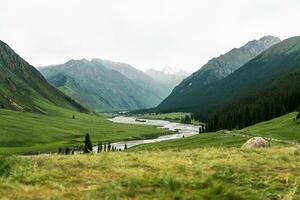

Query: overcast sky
[0,0,300,72]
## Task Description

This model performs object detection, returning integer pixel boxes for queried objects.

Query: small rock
[242,137,269,148]
[223,130,231,134]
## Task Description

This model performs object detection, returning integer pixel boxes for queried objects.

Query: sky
[0,0,300,73]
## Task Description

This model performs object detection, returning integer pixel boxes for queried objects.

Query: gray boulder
[242,137,269,148]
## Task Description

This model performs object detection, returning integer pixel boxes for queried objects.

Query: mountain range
[40,59,186,112]
[157,35,281,113]
[145,67,188,95]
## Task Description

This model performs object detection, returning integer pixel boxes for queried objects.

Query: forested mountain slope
[157,36,280,112]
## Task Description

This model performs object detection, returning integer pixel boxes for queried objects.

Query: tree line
[200,79,300,132]
[58,133,128,155]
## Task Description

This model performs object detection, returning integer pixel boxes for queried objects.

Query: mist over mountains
[40,59,187,112]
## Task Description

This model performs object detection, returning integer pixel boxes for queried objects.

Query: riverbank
[107,116,200,150]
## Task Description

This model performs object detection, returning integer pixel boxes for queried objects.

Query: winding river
[93,116,200,151]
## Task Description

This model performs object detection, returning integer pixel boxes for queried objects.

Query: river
[93,116,200,151]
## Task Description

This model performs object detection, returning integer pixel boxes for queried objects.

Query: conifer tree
[84,133,93,153]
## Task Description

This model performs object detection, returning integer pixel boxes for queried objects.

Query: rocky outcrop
[242,137,269,148]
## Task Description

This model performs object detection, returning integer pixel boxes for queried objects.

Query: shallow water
[93,116,200,151]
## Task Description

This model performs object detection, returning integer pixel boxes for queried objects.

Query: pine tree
[65,147,70,155]
[72,115,75,119]
[97,141,102,153]
[84,133,93,153]
[108,142,111,152]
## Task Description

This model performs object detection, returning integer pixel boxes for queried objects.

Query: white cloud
[0,0,300,72]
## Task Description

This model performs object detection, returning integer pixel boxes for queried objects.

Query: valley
[0,108,171,154]
[1,22,300,199]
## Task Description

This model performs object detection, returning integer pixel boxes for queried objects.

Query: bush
[0,155,15,177]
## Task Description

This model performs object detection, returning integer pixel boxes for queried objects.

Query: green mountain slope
[0,40,86,113]
[93,58,171,100]
[157,36,300,115]
[157,36,280,112]
[40,59,164,112]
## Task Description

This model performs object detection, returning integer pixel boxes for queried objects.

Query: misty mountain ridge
[40,58,176,112]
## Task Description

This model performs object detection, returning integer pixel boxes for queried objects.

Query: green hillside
[157,36,300,117]
[0,40,86,113]
[0,107,170,154]
[40,59,166,112]
[133,112,300,151]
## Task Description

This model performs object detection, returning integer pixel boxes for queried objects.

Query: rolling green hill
[0,40,86,113]
[0,106,170,154]
[40,59,167,112]
[157,36,300,117]
[133,112,300,151]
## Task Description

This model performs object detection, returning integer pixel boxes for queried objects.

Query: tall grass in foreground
[0,147,300,199]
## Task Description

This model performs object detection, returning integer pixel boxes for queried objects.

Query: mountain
[157,35,281,112]
[92,58,170,100]
[0,40,86,113]
[40,59,167,112]
[145,67,188,95]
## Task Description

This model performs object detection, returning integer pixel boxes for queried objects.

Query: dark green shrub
[0,155,15,177]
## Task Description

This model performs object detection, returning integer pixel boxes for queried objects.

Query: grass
[0,106,170,154]
[132,112,300,151]
[134,112,201,124]
[132,132,249,151]
[240,112,300,142]
[0,147,300,199]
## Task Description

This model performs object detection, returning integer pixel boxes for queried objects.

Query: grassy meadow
[0,106,170,154]
[240,112,300,142]
[1,147,300,199]
[132,112,300,151]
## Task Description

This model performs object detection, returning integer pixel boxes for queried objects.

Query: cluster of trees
[199,124,206,133]
[180,115,192,124]
[96,141,126,153]
[58,133,128,155]
[204,80,300,132]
